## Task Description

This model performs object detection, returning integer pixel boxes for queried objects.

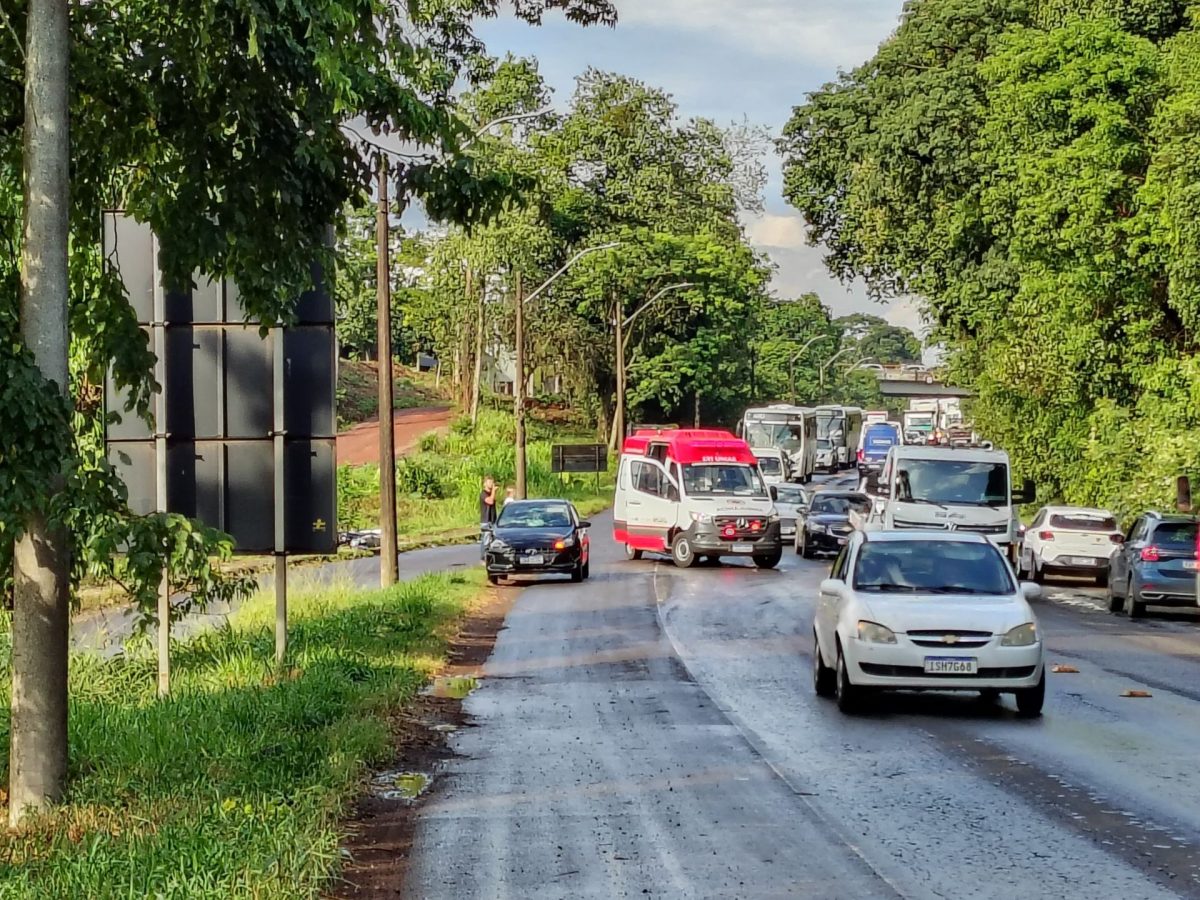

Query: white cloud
[616,0,898,71]
[745,212,808,249]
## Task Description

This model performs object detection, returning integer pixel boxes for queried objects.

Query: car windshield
[853,540,1016,595]
[757,457,782,475]
[810,494,869,516]
[817,415,843,440]
[774,486,807,505]
[683,464,767,497]
[1050,513,1117,531]
[895,460,1009,507]
[498,504,572,529]
[1151,522,1197,549]
[816,439,832,450]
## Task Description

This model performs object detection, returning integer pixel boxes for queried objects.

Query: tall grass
[338,409,615,534]
[0,570,483,898]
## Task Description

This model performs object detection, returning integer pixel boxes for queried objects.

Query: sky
[472,0,925,335]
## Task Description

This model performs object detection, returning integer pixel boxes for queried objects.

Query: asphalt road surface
[406,475,1200,899]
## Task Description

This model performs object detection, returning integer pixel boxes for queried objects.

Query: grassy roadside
[337,360,444,429]
[338,409,616,541]
[0,570,486,898]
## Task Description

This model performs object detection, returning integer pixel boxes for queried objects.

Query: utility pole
[469,268,484,426]
[376,156,398,587]
[513,272,527,499]
[612,296,624,449]
[10,0,71,825]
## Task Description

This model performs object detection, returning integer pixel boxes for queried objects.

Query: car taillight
[1141,546,1160,562]
[1038,530,1054,541]
[857,449,864,462]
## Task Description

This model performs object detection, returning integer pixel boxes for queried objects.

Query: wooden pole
[377,157,399,587]
[612,300,625,449]
[514,272,527,500]
[274,555,288,664]
[470,268,484,425]
[157,571,170,696]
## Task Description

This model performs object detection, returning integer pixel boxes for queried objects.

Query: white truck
[854,445,1035,561]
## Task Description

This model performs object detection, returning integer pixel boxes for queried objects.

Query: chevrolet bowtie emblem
[942,635,959,644]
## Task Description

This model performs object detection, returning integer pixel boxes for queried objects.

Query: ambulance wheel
[625,545,643,561]
[671,534,697,569]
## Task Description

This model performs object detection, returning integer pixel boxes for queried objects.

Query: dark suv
[1107,513,1198,618]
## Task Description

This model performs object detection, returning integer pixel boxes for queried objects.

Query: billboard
[102,213,337,555]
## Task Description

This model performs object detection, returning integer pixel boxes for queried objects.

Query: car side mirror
[797,505,809,516]
[1012,479,1036,505]
[480,523,493,533]
[769,485,778,501]
[578,520,592,530]
[1020,582,1042,602]
[820,578,846,594]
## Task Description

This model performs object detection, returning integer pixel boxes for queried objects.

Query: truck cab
[856,445,1035,560]
[615,429,783,569]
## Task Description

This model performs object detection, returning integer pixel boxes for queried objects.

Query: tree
[780,0,1200,517]
[835,313,922,364]
[2,0,617,821]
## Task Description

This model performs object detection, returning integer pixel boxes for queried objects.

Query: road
[337,405,454,467]
[406,475,1200,899]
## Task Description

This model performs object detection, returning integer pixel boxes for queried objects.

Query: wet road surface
[406,476,1200,899]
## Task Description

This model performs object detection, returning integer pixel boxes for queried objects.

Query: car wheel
[1032,559,1045,585]
[671,534,697,569]
[1094,570,1108,588]
[1015,671,1045,718]
[812,631,836,698]
[1127,580,1146,619]
[625,544,643,562]
[753,549,782,570]
[487,574,501,586]
[835,646,862,714]
[1106,576,1124,613]
[582,560,590,580]
[571,562,583,583]
[800,532,814,559]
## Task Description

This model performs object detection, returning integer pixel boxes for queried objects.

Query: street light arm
[623,282,695,329]
[524,242,622,305]
[820,346,856,374]
[470,107,556,142]
[789,334,832,365]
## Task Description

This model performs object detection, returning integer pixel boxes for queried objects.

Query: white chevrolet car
[813,531,1045,716]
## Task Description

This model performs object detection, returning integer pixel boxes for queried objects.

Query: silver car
[770,484,811,541]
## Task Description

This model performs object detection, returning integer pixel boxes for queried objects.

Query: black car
[484,499,592,585]
[796,491,870,558]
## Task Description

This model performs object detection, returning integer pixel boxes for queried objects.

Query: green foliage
[781,0,1200,518]
[1,0,615,619]
[835,313,923,364]
[0,571,484,897]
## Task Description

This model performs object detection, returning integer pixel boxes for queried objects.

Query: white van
[614,429,783,569]
[856,445,1035,561]
[753,448,791,485]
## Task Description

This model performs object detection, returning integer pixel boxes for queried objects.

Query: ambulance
[614,429,783,569]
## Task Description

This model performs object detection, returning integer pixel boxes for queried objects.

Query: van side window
[631,460,663,498]
[648,443,668,465]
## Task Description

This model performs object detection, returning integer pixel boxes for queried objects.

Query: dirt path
[337,406,454,467]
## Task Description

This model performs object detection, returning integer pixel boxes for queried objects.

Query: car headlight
[489,539,510,553]
[768,513,780,524]
[810,524,828,535]
[554,536,576,549]
[1001,623,1038,647]
[857,621,897,644]
[690,512,713,524]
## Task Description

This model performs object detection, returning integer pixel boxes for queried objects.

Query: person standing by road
[480,475,498,557]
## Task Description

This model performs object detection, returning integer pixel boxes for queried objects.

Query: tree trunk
[376,158,398,588]
[514,273,527,499]
[10,0,71,826]
[694,390,701,428]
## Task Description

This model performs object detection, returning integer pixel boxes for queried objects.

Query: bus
[816,406,864,470]
[737,405,819,483]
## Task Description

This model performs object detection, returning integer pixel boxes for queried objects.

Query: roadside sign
[102,212,337,555]
[551,444,608,475]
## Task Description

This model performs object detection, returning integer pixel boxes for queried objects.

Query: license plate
[1068,556,1097,566]
[732,543,755,554]
[521,554,544,566]
[1186,561,1199,571]
[924,657,978,675]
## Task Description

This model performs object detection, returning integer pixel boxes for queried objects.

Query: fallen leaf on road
[1120,690,1152,698]
[1051,664,1079,674]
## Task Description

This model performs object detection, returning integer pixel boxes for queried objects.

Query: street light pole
[611,282,694,449]
[818,346,856,393]
[788,335,829,404]
[376,157,399,588]
[513,242,621,496]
